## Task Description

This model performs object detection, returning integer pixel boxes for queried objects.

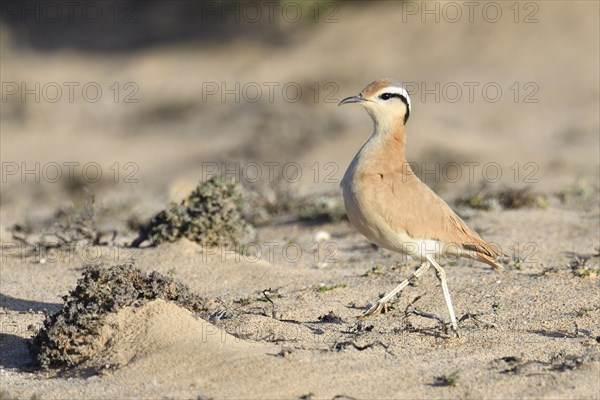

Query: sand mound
[104,300,375,399]
[32,264,209,370]
[91,299,246,371]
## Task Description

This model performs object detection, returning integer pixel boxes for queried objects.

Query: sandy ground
[1,1,599,399]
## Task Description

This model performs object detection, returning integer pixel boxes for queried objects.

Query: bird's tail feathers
[449,243,504,271]
[473,252,504,271]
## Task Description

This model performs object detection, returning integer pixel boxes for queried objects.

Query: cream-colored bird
[339,79,503,335]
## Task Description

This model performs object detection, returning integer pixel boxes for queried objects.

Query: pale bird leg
[359,261,431,320]
[426,255,460,336]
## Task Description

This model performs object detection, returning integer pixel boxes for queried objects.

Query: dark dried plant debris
[7,196,116,255]
[32,263,207,369]
[496,351,595,375]
[272,347,294,358]
[363,264,383,277]
[568,253,600,279]
[434,370,461,387]
[333,339,390,353]
[317,311,345,324]
[550,352,586,372]
[133,176,254,247]
[577,306,600,317]
[456,186,547,211]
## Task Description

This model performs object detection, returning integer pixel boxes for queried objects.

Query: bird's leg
[359,261,430,320]
[426,255,460,336]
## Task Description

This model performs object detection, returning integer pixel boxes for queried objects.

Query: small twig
[403,294,448,334]
[262,288,277,319]
[501,360,549,375]
[410,309,446,325]
[459,312,497,328]
[332,339,393,356]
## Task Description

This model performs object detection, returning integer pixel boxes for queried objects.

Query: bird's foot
[449,324,461,339]
[357,300,387,320]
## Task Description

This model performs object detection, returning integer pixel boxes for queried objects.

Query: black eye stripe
[403,96,410,124]
[379,93,411,124]
[379,92,405,100]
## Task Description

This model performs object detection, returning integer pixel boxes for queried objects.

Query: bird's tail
[458,242,505,271]
[473,251,504,271]
[447,243,504,271]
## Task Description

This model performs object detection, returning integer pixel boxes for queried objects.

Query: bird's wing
[369,172,503,268]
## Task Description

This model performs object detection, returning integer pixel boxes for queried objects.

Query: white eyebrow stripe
[376,86,412,113]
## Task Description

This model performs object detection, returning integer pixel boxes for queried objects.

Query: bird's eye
[379,93,391,100]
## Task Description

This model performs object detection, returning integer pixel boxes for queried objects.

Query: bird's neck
[350,118,414,179]
[343,121,416,188]
[370,118,408,161]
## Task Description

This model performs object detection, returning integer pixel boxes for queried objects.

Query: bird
[338,78,503,335]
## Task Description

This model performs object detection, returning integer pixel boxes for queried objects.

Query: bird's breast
[341,146,425,255]
[341,159,390,244]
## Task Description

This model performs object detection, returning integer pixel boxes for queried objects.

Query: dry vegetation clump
[433,370,461,387]
[7,195,116,254]
[456,186,548,211]
[133,176,254,247]
[568,252,600,279]
[31,263,208,369]
[237,171,347,225]
[295,194,347,223]
[556,179,598,206]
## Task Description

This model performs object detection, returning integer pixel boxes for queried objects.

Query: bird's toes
[358,302,383,320]
[449,325,462,339]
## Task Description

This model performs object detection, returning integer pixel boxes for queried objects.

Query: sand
[1,1,599,399]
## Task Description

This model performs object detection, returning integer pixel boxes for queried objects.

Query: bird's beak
[338,94,364,106]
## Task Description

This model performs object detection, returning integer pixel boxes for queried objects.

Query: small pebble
[314,230,331,242]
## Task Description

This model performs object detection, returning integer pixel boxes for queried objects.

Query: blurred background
[1,0,598,236]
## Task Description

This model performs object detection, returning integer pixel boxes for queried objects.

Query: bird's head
[338,79,411,132]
